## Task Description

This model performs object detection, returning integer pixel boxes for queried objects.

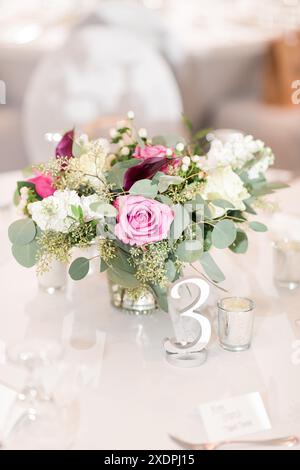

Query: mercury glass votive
[218,297,255,352]
[273,239,300,291]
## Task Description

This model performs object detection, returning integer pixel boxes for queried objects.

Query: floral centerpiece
[8,112,286,313]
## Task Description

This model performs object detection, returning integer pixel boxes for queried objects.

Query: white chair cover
[23,26,183,163]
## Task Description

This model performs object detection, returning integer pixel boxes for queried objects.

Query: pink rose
[133,145,170,160]
[115,195,174,246]
[27,174,55,199]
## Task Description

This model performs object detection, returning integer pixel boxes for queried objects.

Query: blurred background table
[1,0,300,172]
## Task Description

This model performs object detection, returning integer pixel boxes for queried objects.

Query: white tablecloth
[0,170,300,450]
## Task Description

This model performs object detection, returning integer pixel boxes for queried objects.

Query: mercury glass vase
[38,260,68,294]
[108,279,157,315]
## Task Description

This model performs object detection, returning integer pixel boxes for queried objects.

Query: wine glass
[3,339,74,450]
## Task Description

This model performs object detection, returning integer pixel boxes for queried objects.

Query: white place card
[198,392,271,441]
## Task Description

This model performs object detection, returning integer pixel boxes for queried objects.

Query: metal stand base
[165,348,207,368]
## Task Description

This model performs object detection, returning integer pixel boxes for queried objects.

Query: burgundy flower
[123,157,169,191]
[55,129,74,158]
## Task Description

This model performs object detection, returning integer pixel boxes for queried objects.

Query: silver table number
[164,277,211,367]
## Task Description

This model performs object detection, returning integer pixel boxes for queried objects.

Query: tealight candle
[217,297,255,352]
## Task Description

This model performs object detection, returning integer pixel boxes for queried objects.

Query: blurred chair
[76,0,166,52]
[76,0,184,71]
[23,26,183,163]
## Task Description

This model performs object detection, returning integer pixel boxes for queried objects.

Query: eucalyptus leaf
[203,230,212,252]
[249,221,268,232]
[265,182,289,191]
[165,259,177,282]
[176,240,203,263]
[90,202,117,218]
[212,220,237,249]
[211,199,235,209]
[200,251,225,283]
[157,175,184,193]
[72,140,85,158]
[230,229,248,254]
[151,284,168,312]
[250,181,286,197]
[8,219,37,246]
[156,194,173,206]
[244,200,257,215]
[170,205,190,240]
[12,241,38,268]
[111,249,135,274]
[152,171,165,184]
[107,267,140,288]
[106,159,139,188]
[204,203,212,220]
[129,179,158,198]
[100,259,108,272]
[69,257,90,281]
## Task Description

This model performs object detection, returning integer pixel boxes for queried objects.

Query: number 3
[165,278,211,354]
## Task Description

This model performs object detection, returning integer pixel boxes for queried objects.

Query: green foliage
[129,179,158,198]
[170,205,190,240]
[71,205,84,222]
[8,219,37,246]
[107,267,140,289]
[200,252,225,283]
[249,221,268,232]
[100,259,108,272]
[69,257,90,280]
[230,229,248,254]
[212,220,237,249]
[176,240,203,263]
[150,284,168,313]
[157,175,184,193]
[212,199,235,209]
[12,240,38,268]
[106,159,139,188]
[90,202,117,217]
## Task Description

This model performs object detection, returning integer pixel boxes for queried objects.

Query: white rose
[201,166,250,218]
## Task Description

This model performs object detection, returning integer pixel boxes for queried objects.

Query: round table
[0,170,299,450]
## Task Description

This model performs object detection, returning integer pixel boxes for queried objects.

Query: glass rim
[217,296,255,313]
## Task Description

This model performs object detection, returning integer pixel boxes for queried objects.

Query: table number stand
[164,277,211,367]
